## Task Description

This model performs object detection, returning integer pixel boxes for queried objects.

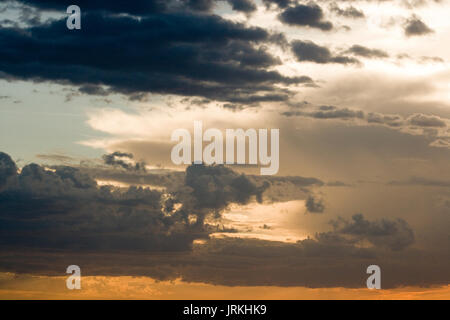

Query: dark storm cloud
[10,0,256,14]
[177,0,257,13]
[185,165,267,210]
[9,0,168,15]
[1,217,440,289]
[404,15,434,37]
[0,151,200,252]
[226,0,257,13]
[279,3,333,31]
[176,164,269,226]
[0,152,17,192]
[305,194,325,213]
[345,45,389,59]
[2,152,446,288]
[182,0,215,12]
[0,11,313,103]
[329,3,365,19]
[102,151,147,173]
[329,214,415,251]
[291,40,360,65]
[80,164,323,204]
[0,152,273,252]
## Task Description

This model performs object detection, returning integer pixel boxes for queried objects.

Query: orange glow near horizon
[0,273,448,300]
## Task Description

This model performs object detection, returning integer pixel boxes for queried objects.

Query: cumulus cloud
[225,0,257,13]
[178,164,269,224]
[102,151,147,172]
[0,152,17,192]
[345,45,389,59]
[328,213,415,251]
[291,40,360,65]
[404,15,434,37]
[279,3,333,31]
[0,152,276,252]
[305,195,325,213]
[329,3,365,19]
[0,152,199,252]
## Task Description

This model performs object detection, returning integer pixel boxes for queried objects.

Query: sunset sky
[0,0,449,299]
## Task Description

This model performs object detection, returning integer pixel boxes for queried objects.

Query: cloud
[180,164,269,224]
[0,152,17,192]
[407,113,447,128]
[279,3,333,31]
[250,175,323,202]
[78,85,109,96]
[9,0,258,15]
[388,176,450,187]
[291,40,360,65]
[262,0,292,9]
[329,3,365,19]
[0,11,312,103]
[396,53,444,64]
[282,105,450,149]
[35,154,76,165]
[9,0,168,15]
[2,152,447,289]
[102,151,147,172]
[0,221,441,289]
[326,181,353,187]
[0,152,275,252]
[226,0,257,13]
[366,112,404,127]
[283,105,364,119]
[418,56,444,64]
[0,152,195,252]
[182,0,215,12]
[305,195,325,213]
[404,15,434,37]
[345,45,389,59]
[329,213,415,251]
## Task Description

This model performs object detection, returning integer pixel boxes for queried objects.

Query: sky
[0,0,449,299]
